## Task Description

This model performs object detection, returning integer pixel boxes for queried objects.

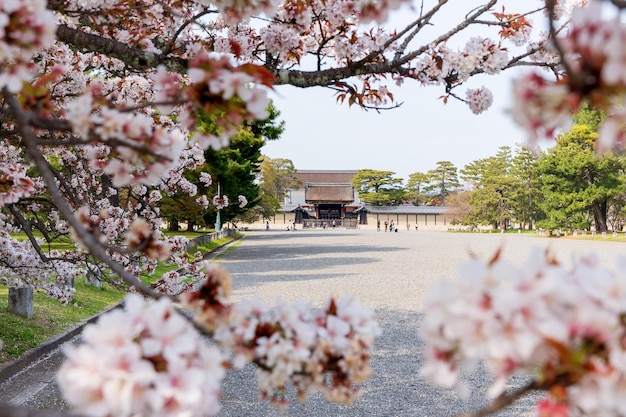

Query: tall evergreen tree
[460,147,515,229]
[536,122,626,233]
[405,172,429,205]
[424,161,461,205]
[510,144,543,230]
[160,103,285,230]
[351,169,405,206]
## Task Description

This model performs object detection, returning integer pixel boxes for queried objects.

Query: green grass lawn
[11,229,219,253]
[0,280,124,363]
[447,228,626,241]
[0,231,242,364]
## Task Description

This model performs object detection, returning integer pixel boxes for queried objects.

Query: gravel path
[215,229,624,417]
[2,229,623,416]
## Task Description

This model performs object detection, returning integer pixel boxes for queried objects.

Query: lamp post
[215,182,222,232]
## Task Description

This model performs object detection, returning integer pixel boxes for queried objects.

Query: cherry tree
[3,0,626,416]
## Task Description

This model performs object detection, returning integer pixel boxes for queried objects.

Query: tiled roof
[305,184,355,203]
[295,170,357,184]
[358,204,449,214]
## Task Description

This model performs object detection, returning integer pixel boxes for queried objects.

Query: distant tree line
[160,104,626,234]
[352,106,626,233]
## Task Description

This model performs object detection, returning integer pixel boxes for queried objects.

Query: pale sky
[260,1,547,183]
[263,71,532,183]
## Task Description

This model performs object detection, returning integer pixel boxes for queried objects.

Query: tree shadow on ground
[220,232,404,277]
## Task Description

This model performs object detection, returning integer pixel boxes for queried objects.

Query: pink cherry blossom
[213,295,380,405]
[0,164,35,205]
[58,294,225,417]
[465,87,494,115]
[213,195,229,209]
[422,246,626,414]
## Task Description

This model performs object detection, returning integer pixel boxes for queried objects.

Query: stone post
[8,287,34,319]
[65,275,74,288]
[86,268,102,288]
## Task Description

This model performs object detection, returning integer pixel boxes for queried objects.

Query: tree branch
[3,89,163,299]
[456,379,546,417]
[55,25,188,74]
[6,205,50,262]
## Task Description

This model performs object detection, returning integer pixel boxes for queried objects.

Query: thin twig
[456,379,546,417]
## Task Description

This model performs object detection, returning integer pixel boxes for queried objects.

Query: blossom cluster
[58,294,225,417]
[0,132,43,208]
[124,218,171,261]
[59,265,381,414]
[421,247,626,416]
[213,296,381,405]
[181,265,381,405]
[70,206,175,276]
[65,90,187,187]
[207,0,409,23]
[180,263,233,331]
[213,194,229,209]
[0,0,56,92]
[465,87,494,115]
[0,163,35,205]
[183,55,272,150]
[511,1,626,149]
[413,37,509,113]
[0,230,79,304]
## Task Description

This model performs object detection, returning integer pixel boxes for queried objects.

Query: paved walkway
[1,229,624,416]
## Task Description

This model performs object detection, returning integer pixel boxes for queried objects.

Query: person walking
[377,219,381,231]
[266,220,270,231]
[384,220,388,232]
[332,219,336,229]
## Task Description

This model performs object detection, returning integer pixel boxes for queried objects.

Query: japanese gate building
[281,170,360,222]
[272,169,452,229]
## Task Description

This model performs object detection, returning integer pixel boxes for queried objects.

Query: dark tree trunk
[168,218,179,232]
[584,168,608,232]
[592,200,608,232]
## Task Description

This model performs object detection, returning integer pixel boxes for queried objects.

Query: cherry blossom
[125,218,171,261]
[0,164,35,205]
[510,1,626,150]
[510,72,578,141]
[421,247,626,415]
[180,263,234,331]
[0,0,56,92]
[0,230,79,304]
[213,296,381,405]
[199,172,213,186]
[465,87,494,115]
[57,294,225,417]
[213,195,229,209]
